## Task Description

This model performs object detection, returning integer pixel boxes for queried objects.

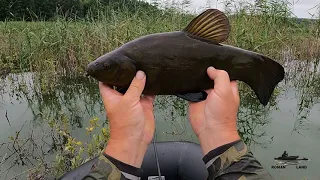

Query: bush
[0,0,159,21]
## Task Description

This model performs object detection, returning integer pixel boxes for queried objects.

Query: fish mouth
[85,63,96,77]
[85,64,123,86]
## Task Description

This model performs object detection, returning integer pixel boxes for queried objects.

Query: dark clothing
[82,140,273,180]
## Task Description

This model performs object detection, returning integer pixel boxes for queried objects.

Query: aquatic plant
[0,72,280,179]
[0,114,109,179]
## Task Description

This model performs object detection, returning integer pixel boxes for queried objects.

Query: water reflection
[0,73,105,179]
[1,57,320,179]
[3,73,104,128]
[237,84,279,147]
[284,58,320,134]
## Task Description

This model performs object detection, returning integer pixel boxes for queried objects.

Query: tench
[86,9,285,106]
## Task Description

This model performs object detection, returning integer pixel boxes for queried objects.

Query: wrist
[104,138,149,168]
[198,130,240,155]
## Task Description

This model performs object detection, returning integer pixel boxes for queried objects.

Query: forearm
[198,128,241,155]
[82,152,143,180]
[104,138,148,168]
[82,139,147,180]
[203,140,274,180]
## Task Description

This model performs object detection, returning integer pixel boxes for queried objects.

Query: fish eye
[104,63,111,70]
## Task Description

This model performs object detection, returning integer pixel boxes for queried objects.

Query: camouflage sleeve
[82,152,142,180]
[202,140,274,180]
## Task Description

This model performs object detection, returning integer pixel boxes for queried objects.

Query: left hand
[99,71,155,168]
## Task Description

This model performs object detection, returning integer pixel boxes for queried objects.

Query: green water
[0,58,320,179]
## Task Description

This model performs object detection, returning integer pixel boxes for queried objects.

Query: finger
[188,98,206,107]
[144,95,155,102]
[188,100,205,117]
[99,82,121,107]
[204,89,213,95]
[141,95,155,106]
[141,95,155,112]
[123,71,146,102]
[207,67,231,92]
[230,81,240,103]
[99,82,122,100]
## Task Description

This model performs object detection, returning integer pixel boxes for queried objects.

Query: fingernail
[208,66,215,71]
[136,71,145,80]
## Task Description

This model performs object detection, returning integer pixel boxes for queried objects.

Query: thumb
[207,67,230,94]
[99,82,122,110]
[124,70,146,102]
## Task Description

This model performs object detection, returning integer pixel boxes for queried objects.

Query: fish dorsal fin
[183,9,230,43]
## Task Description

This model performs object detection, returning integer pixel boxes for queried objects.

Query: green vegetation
[0,0,158,21]
[224,0,319,58]
[0,0,319,78]
[1,0,320,179]
[0,6,192,79]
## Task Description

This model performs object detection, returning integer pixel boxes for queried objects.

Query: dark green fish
[86,9,285,106]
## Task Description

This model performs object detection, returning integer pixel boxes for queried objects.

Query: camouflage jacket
[81,140,274,180]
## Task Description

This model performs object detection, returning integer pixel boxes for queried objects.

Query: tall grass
[224,0,319,58]
[0,0,319,79]
[0,7,192,76]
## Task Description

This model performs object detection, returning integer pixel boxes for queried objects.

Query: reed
[0,0,318,78]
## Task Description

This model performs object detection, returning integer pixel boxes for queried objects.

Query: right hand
[99,71,155,168]
[188,67,241,154]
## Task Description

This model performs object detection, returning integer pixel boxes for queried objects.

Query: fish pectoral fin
[116,87,128,94]
[183,9,230,43]
[176,91,208,102]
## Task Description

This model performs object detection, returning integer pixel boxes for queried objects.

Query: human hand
[99,71,155,168]
[188,67,241,154]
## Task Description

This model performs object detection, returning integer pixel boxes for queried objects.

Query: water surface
[0,58,320,179]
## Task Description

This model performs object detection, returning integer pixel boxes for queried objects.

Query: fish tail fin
[249,55,285,106]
